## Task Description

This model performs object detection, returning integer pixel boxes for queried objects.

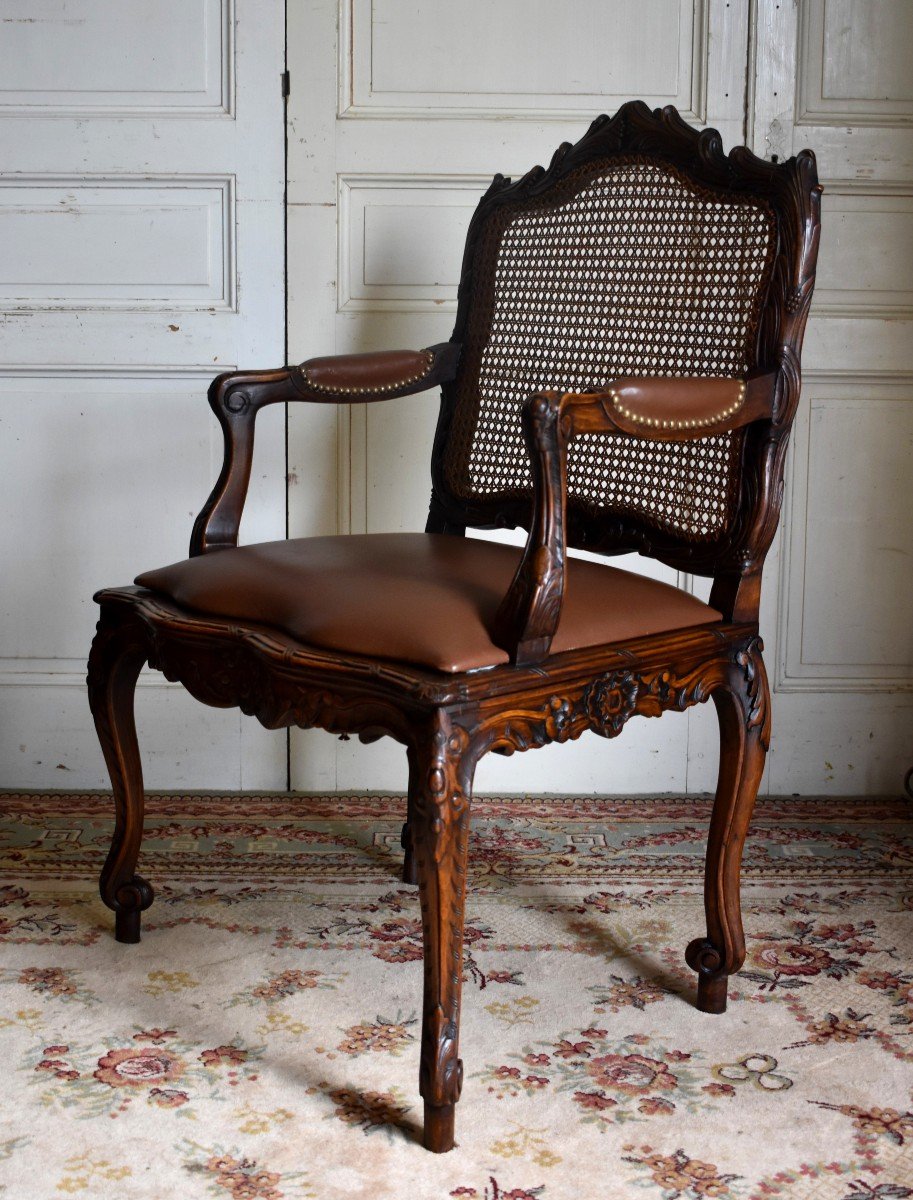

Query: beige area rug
[0,792,912,1200]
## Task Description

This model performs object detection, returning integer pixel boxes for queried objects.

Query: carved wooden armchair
[88,103,820,1153]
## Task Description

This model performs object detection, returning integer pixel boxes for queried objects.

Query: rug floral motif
[0,792,911,1199]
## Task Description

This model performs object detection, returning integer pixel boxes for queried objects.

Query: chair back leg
[87,608,154,943]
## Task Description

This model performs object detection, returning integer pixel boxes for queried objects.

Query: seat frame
[87,103,820,1153]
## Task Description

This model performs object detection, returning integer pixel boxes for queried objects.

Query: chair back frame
[428,102,821,602]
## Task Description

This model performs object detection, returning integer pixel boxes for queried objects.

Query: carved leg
[400,746,419,886]
[87,608,155,943]
[686,640,770,1013]
[410,713,476,1152]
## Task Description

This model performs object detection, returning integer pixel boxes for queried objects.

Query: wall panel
[338,175,487,312]
[797,0,913,126]
[777,374,913,692]
[341,0,708,119]
[0,177,234,310]
[813,183,913,319]
[0,0,231,117]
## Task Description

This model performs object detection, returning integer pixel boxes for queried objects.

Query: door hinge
[281,70,290,98]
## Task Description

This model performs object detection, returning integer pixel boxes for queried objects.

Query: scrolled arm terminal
[190,343,461,557]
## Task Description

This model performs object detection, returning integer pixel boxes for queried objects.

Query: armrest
[190,342,460,556]
[492,371,778,665]
[562,372,775,440]
[293,346,459,400]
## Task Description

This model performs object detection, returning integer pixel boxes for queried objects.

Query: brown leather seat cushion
[136,533,722,673]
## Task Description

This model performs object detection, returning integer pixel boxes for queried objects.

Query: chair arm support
[491,372,778,665]
[190,343,460,557]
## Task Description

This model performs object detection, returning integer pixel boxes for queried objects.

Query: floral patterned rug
[1,791,911,1200]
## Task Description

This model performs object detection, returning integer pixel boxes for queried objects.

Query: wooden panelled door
[287,0,911,796]
[287,1,755,794]
[0,3,908,796]
[748,0,913,793]
[0,0,287,790]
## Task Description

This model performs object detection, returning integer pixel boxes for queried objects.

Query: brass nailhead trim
[303,351,435,396]
[609,382,747,430]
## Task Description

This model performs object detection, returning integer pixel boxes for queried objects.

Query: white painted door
[7,3,903,797]
[741,0,913,793]
[0,0,287,789]
[286,0,756,793]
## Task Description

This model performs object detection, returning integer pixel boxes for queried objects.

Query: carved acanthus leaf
[734,635,771,747]
[146,628,412,742]
[419,1002,463,1108]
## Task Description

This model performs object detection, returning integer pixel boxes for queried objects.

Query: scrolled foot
[112,876,154,944]
[423,1102,456,1153]
[685,937,728,1014]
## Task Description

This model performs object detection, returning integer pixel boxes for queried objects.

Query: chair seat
[136,533,722,673]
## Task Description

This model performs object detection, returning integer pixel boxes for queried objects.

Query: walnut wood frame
[88,103,820,1154]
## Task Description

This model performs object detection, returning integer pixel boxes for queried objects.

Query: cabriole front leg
[410,713,476,1152]
[686,638,770,1013]
[87,608,154,943]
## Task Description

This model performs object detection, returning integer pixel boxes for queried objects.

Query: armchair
[87,102,821,1153]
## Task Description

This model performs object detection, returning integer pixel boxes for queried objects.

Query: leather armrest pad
[293,348,439,398]
[609,377,747,433]
[560,373,776,441]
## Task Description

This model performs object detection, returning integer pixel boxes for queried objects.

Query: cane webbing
[444,158,777,542]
